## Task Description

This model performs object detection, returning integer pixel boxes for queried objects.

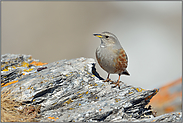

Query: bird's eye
[105,36,109,38]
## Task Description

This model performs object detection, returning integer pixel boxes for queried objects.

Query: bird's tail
[122,69,130,76]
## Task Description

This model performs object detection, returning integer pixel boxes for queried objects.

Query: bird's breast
[96,47,120,74]
[96,47,128,74]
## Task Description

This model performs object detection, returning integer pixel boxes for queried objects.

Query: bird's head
[93,31,121,48]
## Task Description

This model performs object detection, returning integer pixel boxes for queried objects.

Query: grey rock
[1,54,182,122]
[134,112,182,122]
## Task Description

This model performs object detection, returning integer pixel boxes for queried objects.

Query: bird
[93,31,130,87]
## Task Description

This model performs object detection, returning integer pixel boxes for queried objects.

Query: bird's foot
[103,78,113,83]
[112,81,121,89]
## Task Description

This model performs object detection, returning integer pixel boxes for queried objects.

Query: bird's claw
[103,78,113,83]
[112,81,121,89]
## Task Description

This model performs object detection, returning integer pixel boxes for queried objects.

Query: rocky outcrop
[1,54,182,122]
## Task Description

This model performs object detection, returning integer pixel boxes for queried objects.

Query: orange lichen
[28,56,32,60]
[2,68,9,72]
[99,109,102,111]
[48,117,58,121]
[1,64,5,68]
[94,83,98,86]
[48,117,55,119]
[1,83,5,86]
[136,87,144,92]
[115,98,121,102]
[23,68,33,72]
[22,61,29,67]
[79,96,83,98]
[1,80,19,87]
[65,98,73,104]
[30,61,47,66]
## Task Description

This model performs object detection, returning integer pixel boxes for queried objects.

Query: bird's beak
[93,33,103,38]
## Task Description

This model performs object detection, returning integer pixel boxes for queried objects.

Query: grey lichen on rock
[1,54,182,122]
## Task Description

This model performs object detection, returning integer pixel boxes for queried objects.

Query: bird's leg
[103,74,113,82]
[114,75,121,88]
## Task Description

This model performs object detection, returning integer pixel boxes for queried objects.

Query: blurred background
[1,1,181,94]
[1,1,182,116]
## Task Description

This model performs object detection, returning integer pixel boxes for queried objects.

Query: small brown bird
[93,31,130,87]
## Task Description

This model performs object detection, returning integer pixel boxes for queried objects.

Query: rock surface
[1,54,182,122]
